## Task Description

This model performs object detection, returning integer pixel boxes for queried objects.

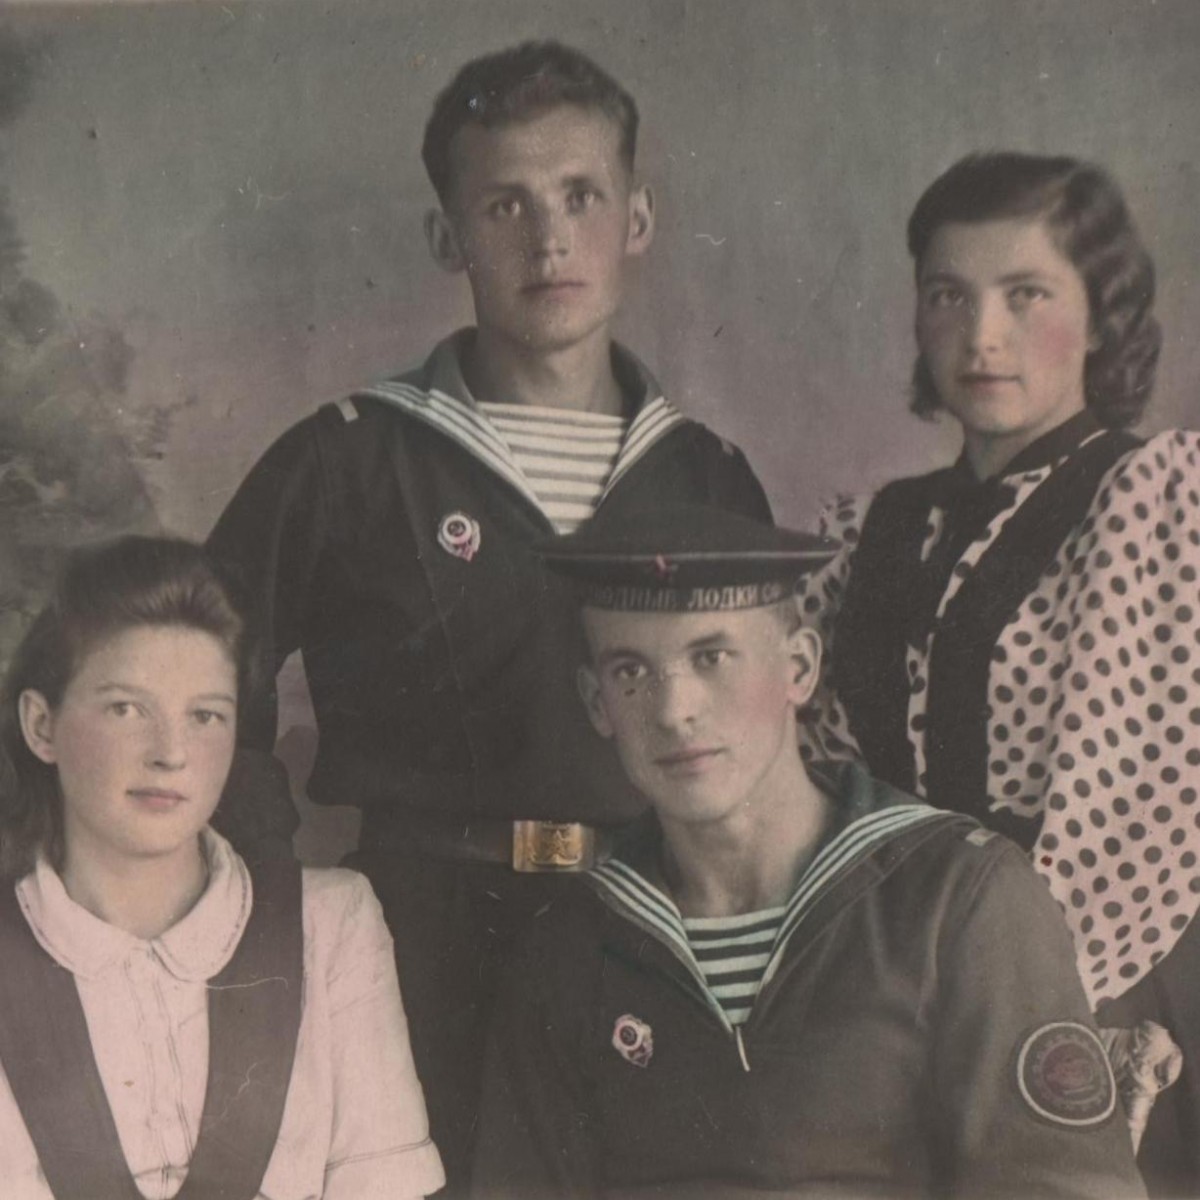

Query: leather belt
[369,812,614,872]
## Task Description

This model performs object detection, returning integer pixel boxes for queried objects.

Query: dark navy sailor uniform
[472,762,1147,1199]
[796,413,1200,1193]
[207,329,771,1190]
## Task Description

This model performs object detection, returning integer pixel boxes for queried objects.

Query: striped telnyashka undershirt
[682,906,787,1026]
[478,402,628,533]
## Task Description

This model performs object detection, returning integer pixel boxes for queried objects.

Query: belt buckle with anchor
[512,821,596,872]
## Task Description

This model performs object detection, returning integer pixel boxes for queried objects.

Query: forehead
[582,605,781,659]
[920,217,1079,283]
[68,625,236,691]
[446,104,626,197]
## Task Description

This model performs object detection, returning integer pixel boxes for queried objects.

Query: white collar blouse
[0,828,444,1200]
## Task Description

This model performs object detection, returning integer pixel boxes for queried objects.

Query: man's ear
[18,690,57,765]
[425,209,467,273]
[785,624,822,712]
[576,664,614,739]
[625,184,655,258]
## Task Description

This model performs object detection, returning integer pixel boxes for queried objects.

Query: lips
[127,787,187,811]
[959,370,1019,386]
[654,747,724,773]
[523,280,585,296]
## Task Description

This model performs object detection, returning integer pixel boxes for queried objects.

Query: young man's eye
[695,649,731,669]
[108,700,138,718]
[567,188,599,212]
[193,708,230,727]
[610,662,646,684]
[923,286,965,310]
[489,197,522,218]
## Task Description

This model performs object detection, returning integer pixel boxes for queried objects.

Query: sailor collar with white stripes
[422,328,662,417]
[587,762,960,1037]
[357,330,685,517]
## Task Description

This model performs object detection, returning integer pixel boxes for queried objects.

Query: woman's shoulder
[299,864,379,909]
[298,866,388,945]
[1093,427,1200,523]
[1110,427,1199,478]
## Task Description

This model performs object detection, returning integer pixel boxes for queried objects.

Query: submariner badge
[437,512,482,562]
[1017,1021,1116,1127]
[612,1014,654,1068]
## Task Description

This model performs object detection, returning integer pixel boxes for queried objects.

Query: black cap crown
[535,504,839,613]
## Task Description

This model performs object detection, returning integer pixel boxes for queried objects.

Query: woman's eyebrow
[93,681,149,697]
[995,269,1060,284]
[92,682,236,705]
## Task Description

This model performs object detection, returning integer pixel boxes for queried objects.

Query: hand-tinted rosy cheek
[198,737,236,776]
[59,718,124,761]
[736,674,790,721]
[1030,313,1089,362]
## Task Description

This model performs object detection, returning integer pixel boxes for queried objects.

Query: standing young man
[472,503,1148,1199]
[207,41,769,1194]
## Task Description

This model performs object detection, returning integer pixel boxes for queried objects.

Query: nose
[146,716,187,771]
[648,666,704,732]
[966,291,1009,356]
[526,199,570,258]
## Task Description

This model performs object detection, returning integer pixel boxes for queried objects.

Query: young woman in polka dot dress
[797,152,1200,1195]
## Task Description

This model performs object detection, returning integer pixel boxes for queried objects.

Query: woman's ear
[576,664,614,739]
[18,690,58,765]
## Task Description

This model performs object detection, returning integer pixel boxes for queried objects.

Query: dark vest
[833,426,1140,847]
[0,856,304,1200]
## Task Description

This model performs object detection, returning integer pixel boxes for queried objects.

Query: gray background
[3,0,1198,857]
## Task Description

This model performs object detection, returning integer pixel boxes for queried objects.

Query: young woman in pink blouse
[0,537,444,1200]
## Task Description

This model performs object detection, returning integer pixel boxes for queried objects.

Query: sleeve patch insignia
[1017,1021,1116,1127]
[612,1014,654,1068]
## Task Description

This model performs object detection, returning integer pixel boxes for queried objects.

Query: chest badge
[437,512,482,563]
[612,1014,654,1068]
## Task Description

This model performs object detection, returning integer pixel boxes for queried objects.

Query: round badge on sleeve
[437,511,481,563]
[1017,1021,1116,1127]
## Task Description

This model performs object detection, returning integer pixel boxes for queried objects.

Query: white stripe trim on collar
[590,803,955,1017]
[762,805,951,986]
[359,382,544,512]
[359,382,684,519]
[603,398,682,498]
[590,858,731,1029]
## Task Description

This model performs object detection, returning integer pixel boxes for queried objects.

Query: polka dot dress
[798,429,1200,1008]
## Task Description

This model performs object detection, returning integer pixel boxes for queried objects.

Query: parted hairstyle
[422,40,639,206]
[0,536,250,881]
[907,152,1161,428]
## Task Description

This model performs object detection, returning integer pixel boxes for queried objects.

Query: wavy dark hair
[907,152,1161,427]
[422,40,639,206]
[0,537,249,881]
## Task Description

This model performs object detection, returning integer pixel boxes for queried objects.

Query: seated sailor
[471,502,1147,1199]
[0,537,444,1200]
